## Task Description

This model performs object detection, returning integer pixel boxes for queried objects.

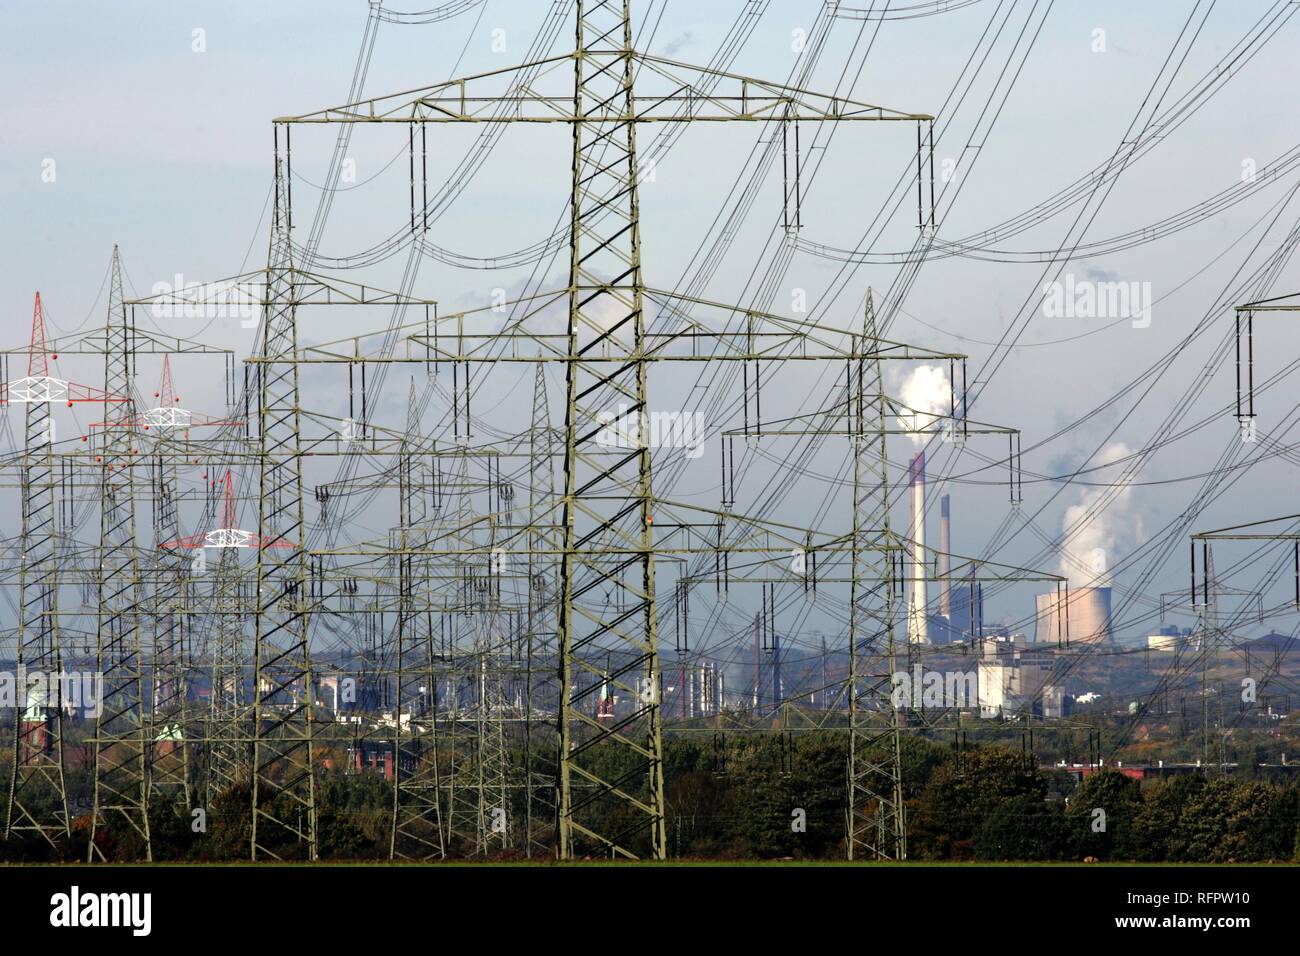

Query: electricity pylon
[439,451,515,855]
[0,3,1097,864]
[88,246,152,862]
[0,281,243,860]
[147,358,195,808]
[4,292,71,848]
[208,542,251,801]
[251,159,317,860]
[1187,291,1300,771]
[198,472,255,802]
[273,0,935,859]
[391,381,446,860]
[469,613,513,854]
[129,265,442,860]
[847,291,906,860]
[525,364,558,857]
[553,0,667,861]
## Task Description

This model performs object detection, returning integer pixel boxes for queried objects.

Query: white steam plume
[897,365,953,443]
[1059,441,1138,584]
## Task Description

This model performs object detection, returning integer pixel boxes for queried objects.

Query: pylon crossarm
[1192,513,1300,539]
[123,268,437,309]
[275,52,930,125]
[1,327,234,359]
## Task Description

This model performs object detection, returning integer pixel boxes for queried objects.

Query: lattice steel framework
[206,473,254,803]
[847,291,906,860]
[88,247,152,861]
[391,385,446,860]
[240,0,938,860]
[251,160,317,860]
[147,364,194,807]
[4,293,71,848]
[524,364,559,856]
[554,0,666,860]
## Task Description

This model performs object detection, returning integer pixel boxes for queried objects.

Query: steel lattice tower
[525,363,558,856]
[440,452,515,855]
[258,0,942,860]
[148,359,194,808]
[847,291,906,860]
[4,292,71,848]
[391,382,446,860]
[88,247,152,861]
[468,613,513,854]
[207,472,253,803]
[251,158,318,860]
[556,0,667,860]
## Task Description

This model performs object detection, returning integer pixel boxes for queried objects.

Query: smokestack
[772,631,782,707]
[820,634,828,708]
[939,494,952,620]
[908,451,930,644]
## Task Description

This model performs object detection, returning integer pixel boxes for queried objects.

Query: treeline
[666,734,1300,861]
[907,746,1299,862]
[3,733,1299,862]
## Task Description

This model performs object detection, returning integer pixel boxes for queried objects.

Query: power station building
[977,635,1069,718]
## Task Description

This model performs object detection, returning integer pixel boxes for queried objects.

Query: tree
[908,746,1050,860]
[1117,773,1203,862]
[1066,770,1142,861]
[195,781,253,861]
[975,795,1069,861]
[1176,778,1296,862]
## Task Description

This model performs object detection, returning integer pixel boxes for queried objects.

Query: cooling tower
[1036,587,1112,644]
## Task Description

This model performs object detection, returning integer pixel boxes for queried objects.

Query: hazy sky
[3,1,1299,646]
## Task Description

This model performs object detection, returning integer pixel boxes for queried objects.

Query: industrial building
[977,635,1067,719]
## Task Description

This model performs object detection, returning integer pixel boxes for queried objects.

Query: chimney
[772,631,782,706]
[908,451,930,644]
[939,494,952,620]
